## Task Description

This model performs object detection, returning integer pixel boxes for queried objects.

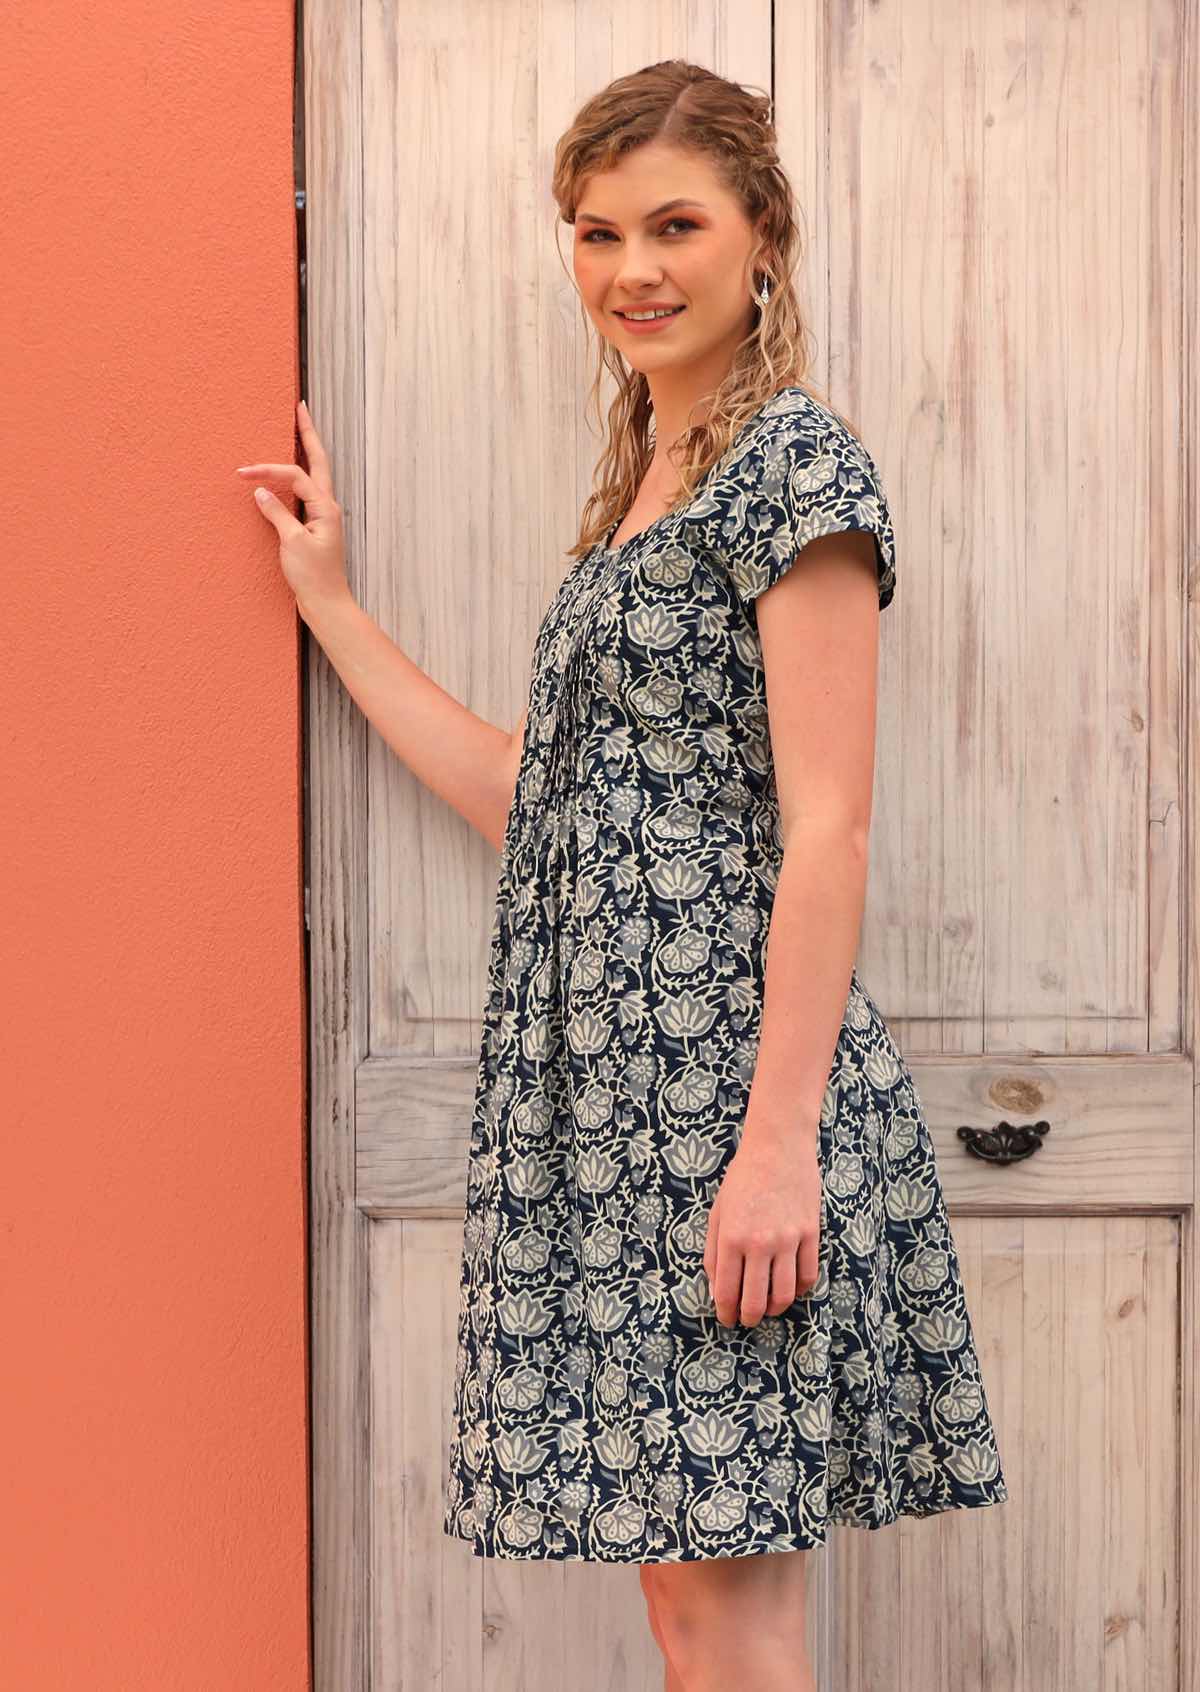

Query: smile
[614,306,686,333]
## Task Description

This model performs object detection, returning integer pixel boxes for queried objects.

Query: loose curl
[553,59,859,561]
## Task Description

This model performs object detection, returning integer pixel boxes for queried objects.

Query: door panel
[304,1,1197,1687]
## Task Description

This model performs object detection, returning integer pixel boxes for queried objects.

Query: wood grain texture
[304,0,1198,1685]
[1179,3,1199,1689]
[302,0,371,1689]
[354,1050,1193,1214]
[828,1214,1179,1690]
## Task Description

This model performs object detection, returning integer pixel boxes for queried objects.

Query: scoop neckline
[596,384,817,558]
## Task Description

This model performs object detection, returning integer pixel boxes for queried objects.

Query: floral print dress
[442,385,1008,1563]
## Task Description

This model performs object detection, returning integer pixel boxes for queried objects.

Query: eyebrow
[575,198,708,227]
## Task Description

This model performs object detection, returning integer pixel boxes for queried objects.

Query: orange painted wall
[0,4,310,1687]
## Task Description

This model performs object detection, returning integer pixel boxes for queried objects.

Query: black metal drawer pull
[957,1119,1050,1164]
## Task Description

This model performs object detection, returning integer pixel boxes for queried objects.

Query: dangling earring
[753,272,771,310]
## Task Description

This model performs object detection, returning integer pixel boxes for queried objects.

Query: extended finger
[295,398,334,494]
[235,462,321,500]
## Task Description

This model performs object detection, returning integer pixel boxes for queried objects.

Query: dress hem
[442,1483,1010,1564]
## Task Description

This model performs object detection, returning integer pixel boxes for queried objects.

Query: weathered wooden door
[303,2,1198,1687]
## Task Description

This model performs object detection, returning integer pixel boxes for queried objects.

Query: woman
[239,58,1006,1692]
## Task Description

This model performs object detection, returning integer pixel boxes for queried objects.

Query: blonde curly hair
[553,59,858,560]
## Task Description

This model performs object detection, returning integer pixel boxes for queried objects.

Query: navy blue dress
[442,386,1008,1562]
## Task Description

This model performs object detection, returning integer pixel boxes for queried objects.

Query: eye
[580,217,699,244]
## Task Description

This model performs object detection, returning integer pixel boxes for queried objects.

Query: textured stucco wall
[0,4,310,1686]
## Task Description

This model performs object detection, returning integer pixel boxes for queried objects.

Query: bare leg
[643,1548,816,1692]
[640,1567,687,1691]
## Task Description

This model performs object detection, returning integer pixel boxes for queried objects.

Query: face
[572,140,764,384]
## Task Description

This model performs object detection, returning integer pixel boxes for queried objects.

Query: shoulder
[694,387,897,610]
[750,389,885,493]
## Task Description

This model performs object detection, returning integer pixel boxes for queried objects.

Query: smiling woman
[552,80,856,566]
[567,158,772,457]
[425,53,1009,1692]
[441,56,1007,1599]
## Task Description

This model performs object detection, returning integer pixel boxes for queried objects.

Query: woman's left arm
[703,527,882,1329]
[744,525,882,1143]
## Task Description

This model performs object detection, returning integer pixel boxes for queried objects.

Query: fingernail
[254,487,270,503]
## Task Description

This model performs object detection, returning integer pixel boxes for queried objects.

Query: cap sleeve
[722,408,897,611]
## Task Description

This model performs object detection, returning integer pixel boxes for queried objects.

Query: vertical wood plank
[981,1213,1023,1688]
[1182,0,1200,1678]
[304,0,372,1687]
[1146,0,1185,1055]
[999,0,1070,1055]
[1064,0,1128,1056]
[892,0,945,1052]
[1143,1217,1179,1690]
[1103,1217,1151,1686]
[941,0,989,1059]
[977,0,1028,1064]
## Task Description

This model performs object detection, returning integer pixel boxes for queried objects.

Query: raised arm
[237,399,527,852]
[301,594,528,852]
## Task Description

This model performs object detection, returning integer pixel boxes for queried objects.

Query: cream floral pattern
[442,387,1008,1562]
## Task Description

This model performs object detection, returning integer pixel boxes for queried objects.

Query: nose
[611,239,666,293]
